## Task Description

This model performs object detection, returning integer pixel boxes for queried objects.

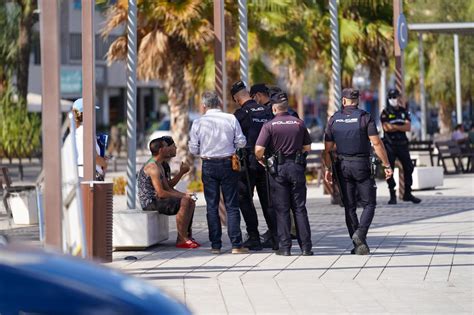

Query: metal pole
[393,0,405,106]
[214,0,227,111]
[82,0,96,181]
[454,34,462,125]
[418,33,427,140]
[329,0,342,110]
[238,0,249,88]
[126,0,137,209]
[39,0,62,248]
[379,61,387,118]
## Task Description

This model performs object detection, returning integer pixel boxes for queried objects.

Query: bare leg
[176,196,194,243]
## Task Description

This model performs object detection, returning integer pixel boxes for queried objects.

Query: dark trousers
[269,160,312,251]
[384,141,414,196]
[239,163,277,238]
[202,159,243,249]
[336,159,376,240]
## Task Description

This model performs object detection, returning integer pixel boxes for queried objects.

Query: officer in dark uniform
[323,88,393,255]
[381,89,421,204]
[250,84,299,246]
[264,85,300,118]
[255,92,313,256]
[231,81,278,250]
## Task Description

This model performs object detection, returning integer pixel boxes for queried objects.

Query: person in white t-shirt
[71,98,108,180]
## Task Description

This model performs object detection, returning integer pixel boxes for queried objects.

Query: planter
[7,188,39,225]
[394,166,444,190]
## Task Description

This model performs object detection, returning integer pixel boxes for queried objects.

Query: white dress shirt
[74,125,103,177]
[189,108,246,158]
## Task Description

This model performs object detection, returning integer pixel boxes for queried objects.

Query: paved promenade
[109,174,474,314]
[1,170,473,314]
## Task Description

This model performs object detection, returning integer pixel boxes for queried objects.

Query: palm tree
[102,0,214,167]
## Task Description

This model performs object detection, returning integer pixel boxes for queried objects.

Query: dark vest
[383,106,409,145]
[331,109,370,156]
[246,102,274,148]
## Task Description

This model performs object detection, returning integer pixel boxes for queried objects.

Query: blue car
[0,245,191,315]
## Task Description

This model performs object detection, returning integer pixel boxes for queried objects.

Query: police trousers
[336,159,376,240]
[384,141,414,196]
[238,158,277,239]
[269,160,312,251]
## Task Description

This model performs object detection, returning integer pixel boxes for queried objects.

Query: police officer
[381,89,421,204]
[255,92,313,256]
[260,84,300,118]
[324,88,393,255]
[231,81,278,250]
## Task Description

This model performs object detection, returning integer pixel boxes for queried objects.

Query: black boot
[403,193,421,204]
[243,234,263,251]
[388,189,397,205]
[352,231,370,255]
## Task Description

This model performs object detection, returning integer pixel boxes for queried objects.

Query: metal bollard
[81,181,113,262]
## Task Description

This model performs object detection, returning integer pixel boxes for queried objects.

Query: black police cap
[341,88,359,100]
[272,91,288,103]
[230,80,247,97]
[388,88,400,98]
[249,83,268,97]
[267,85,282,98]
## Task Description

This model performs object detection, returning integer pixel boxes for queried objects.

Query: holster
[295,151,308,167]
[266,155,278,175]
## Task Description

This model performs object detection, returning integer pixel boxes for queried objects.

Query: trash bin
[7,187,38,225]
[81,181,113,262]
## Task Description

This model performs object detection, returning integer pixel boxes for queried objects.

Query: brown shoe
[231,247,249,254]
[211,248,221,254]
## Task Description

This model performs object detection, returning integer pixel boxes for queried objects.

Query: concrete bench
[112,195,169,250]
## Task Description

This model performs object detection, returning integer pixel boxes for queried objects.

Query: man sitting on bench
[161,136,198,245]
[138,138,199,249]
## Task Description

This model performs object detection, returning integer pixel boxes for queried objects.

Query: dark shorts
[143,197,181,215]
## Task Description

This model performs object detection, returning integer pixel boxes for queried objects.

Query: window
[70,33,117,61]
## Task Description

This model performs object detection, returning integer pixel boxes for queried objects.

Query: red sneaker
[176,240,200,249]
[191,238,201,247]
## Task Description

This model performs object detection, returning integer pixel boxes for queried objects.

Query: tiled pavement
[109,174,474,314]
[2,174,473,314]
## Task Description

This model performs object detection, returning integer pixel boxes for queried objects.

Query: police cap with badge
[231,80,247,101]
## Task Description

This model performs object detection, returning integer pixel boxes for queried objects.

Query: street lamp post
[126,0,138,210]
[238,0,249,88]
[214,0,227,111]
[329,0,342,111]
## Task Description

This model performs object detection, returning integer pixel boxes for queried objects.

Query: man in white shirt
[70,98,107,180]
[189,91,248,254]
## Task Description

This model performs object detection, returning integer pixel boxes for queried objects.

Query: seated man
[137,138,198,249]
[160,136,198,244]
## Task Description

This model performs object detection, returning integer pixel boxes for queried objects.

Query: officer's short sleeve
[380,109,389,123]
[364,113,379,136]
[405,109,412,122]
[302,125,311,145]
[324,117,335,142]
[256,122,271,147]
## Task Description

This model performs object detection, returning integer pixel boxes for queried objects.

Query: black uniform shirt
[380,105,410,143]
[234,100,255,144]
[324,106,378,142]
[256,112,311,155]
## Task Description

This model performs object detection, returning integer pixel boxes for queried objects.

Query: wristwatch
[324,166,331,172]
[382,164,392,170]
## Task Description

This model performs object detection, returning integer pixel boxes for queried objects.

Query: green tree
[102,0,214,167]
[407,0,474,134]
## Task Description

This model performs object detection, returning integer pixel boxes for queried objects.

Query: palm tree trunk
[165,62,193,181]
[16,0,37,105]
[438,101,452,136]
